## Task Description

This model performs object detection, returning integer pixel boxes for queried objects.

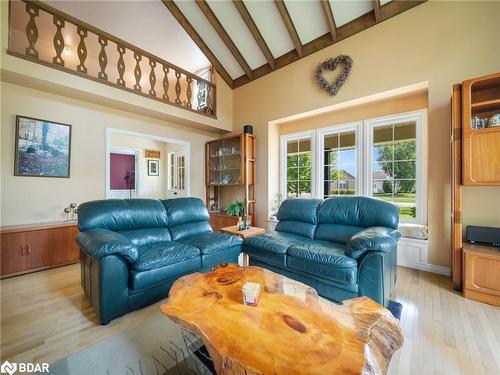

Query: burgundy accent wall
[110,153,135,190]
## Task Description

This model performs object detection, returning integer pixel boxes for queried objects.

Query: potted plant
[226,200,245,228]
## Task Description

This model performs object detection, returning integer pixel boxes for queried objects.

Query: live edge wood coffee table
[161,264,403,375]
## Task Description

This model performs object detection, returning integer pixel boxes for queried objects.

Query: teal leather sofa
[243,197,401,306]
[76,197,242,324]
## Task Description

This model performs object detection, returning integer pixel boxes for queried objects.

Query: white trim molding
[397,237,450,276]
[105,127,191,199]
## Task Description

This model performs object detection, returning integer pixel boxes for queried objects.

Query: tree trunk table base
[160,264,403,375]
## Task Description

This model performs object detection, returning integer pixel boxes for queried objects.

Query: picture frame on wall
[148,159,159,176]
[14,115,72,178]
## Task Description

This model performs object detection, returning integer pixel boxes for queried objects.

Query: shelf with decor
[206,133,256,230]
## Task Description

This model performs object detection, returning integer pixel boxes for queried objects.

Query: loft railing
[7,0,217,117]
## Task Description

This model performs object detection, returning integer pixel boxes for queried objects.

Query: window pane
[298,152,311,167]
[393,140,416,161]
[338,163,356,179]
[323,130,356,197]
[373,144,394,162]
[287,181,298,198]
[298,181,311,197]
[394,122,416,141]
[394,161,416,179]
[324,150,337,166]
[373,125,393,144]
[373,180,393,198]
[395,180,416,219]
[298,139,311,152]
[373,161,393,180]
[298,166,311,180]
[287,153,298,168]
[287,168,298,181]
[287,140,298,154]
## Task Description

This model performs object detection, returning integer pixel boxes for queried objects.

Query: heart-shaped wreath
[315,55,353,96]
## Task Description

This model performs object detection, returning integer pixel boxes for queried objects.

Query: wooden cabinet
[206,133,256,226]
[1,222,80,278]
[461,72,500,185]
[463,243,500,306]
[209,213,254,231]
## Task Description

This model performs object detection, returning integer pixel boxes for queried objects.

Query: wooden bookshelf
[206,133,256,230]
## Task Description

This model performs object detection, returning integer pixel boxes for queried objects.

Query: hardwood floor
[0,264,499,374]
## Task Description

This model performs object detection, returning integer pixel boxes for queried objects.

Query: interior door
[168,149,187,197]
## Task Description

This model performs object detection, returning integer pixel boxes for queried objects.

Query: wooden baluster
[149,59,156,96]
[52,15,65,66]
[133,52,142,92]
[117,45,126,86]
[98,36,108,80]
[25,2,39,58]
[208,84,215,115]
[162,65,170,101]
[175,71,181,104]
[76,26,88,73]
[186,76,193,108]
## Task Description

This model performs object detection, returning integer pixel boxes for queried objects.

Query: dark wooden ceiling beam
[274,0,303,57]
[233,0,275,69]
[233,0,426,88]
[373,0,381,22]
[320,0,337,42]
[196,0,253,80]
[161,0,233,88]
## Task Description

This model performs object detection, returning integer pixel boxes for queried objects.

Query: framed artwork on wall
[148,159,159,176]
[14,115,72,178]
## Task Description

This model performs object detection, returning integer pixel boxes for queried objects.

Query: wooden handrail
[8,0,216,117]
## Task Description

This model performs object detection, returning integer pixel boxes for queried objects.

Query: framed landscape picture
[148,159,159,176]
[14,115,72,178]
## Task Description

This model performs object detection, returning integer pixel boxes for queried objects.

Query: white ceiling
[45,0,396,81]
[45,0,210,74]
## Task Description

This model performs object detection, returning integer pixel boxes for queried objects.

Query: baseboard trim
[398,259,451,276]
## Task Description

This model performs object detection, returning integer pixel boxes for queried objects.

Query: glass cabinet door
[208,137,242,185]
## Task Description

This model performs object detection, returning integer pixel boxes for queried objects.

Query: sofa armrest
[346,227,401,260]
[76,229,139,264]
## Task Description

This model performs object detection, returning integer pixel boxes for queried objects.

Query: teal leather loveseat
[76,197,242,324]
[243,197,401,306]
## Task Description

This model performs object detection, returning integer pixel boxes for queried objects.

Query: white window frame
[280,130,316,199]
[317,122,363,199]
[278,110,427,225]
[364,111,426,224]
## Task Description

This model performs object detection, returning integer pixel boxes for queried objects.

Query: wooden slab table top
[219,225,266,239]
[160,264,403,375]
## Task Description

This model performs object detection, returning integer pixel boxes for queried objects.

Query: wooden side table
[220,225,266,266]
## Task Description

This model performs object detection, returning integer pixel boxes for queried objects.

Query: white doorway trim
[105,128,191,199]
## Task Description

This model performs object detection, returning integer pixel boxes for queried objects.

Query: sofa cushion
[317,197,399,229]
[161,198,212,241]
[119,228,171,248]
[287,240,358,284]
[130,257,201,290]
[78,199,168,232]
[243,231,310,267]
[275,199,321,239]
[180,232,243,255]
[131,242,200,271]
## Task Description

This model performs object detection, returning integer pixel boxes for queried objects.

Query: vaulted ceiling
[163,0,426,88]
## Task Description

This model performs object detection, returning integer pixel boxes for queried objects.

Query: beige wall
[279,91,428,135]
[0,82,217,225]
[110,133,170,199]
[233,1,500,268]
